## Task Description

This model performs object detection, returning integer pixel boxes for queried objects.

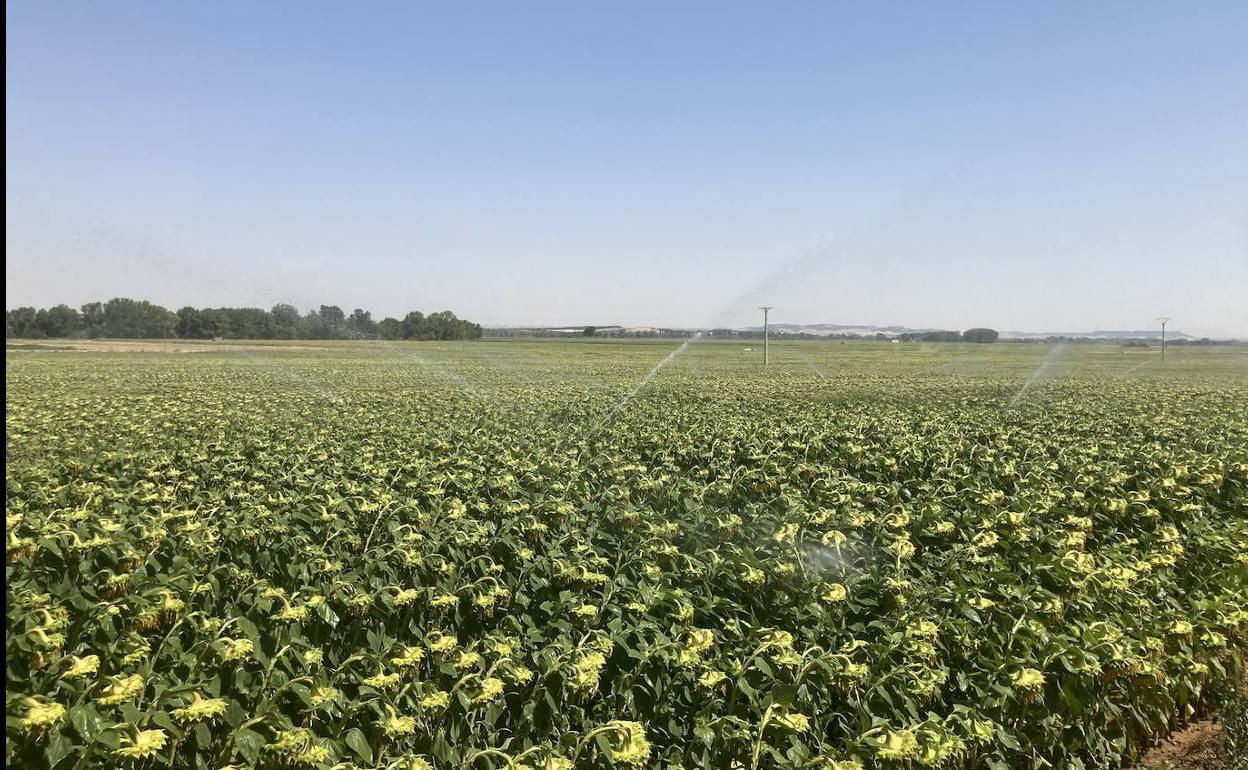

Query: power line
[759,306,774,366]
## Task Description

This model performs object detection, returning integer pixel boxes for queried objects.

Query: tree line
[895,328,999,343]
[6,298,483,341]
[484,326,1005,342]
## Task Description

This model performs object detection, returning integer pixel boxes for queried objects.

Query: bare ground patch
[1139,677,1248,770]
[1141,721,1226,770]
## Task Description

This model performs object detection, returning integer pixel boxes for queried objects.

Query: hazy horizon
[7,2,1248,338]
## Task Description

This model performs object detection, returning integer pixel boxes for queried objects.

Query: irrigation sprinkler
[760,306,773,366]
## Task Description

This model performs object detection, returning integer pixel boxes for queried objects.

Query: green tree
[37,304,84,337]
[226,308,273,339]
[963,327,999,343]
[377,317,403,340]
[99,298,177,338]
[401,311,427,340]
[318,305,346,339]
[270,304,302,339]
[198,308,234,339]
[176,307,206,338]
[301,309,328,339]
[903,330,962,343]
[12,300,484,341]
[80,302,105,337]
[346,308,378,338]
[7,307,43,337]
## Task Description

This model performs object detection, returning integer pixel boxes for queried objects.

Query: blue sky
[7,1,1247,335]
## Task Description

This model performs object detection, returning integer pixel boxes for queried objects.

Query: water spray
[1008,343,1068,408]
[591,332,703,434]
[235,349,335,400]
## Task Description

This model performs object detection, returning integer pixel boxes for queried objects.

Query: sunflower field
[6,340,1247,770]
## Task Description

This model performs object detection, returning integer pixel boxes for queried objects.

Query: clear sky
[7,1,1247,336]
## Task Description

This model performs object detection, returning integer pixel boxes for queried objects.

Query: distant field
[6,339,1247,769]
[8,335,1248,375]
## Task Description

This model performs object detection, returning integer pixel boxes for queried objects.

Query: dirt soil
[1140,720,1226,769]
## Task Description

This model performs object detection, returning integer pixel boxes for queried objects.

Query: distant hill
[750,324,1198,340]
[1001,329,1193,340]
[487,322,1230,341]
[747,323,924,337]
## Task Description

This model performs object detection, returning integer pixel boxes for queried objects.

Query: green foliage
[347,309,379,338]
[963,328,1000,343]
[1220,684,1248,769]
[8,300,483,341]
[5,342,1246,769]
[7,307,43,338]
[92,298,179,338]
[378,318,404,341]
[6,305,86,339]
[897,331,964,343]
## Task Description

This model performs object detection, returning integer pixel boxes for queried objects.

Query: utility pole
[759,306,774,366]
[1157,317,1170,361]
